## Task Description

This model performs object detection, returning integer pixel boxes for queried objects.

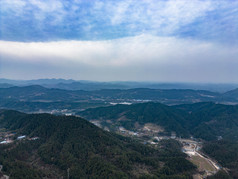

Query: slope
[79,102,190,137]
[0,110,195,178]
[79,102,238,141]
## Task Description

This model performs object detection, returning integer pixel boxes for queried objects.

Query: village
[0,130,39,145]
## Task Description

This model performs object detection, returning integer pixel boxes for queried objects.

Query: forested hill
[0,110,195,178]
[79,102,238,141]
[79,103,190,137]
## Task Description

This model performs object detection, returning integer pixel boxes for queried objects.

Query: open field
[190,154,217,172]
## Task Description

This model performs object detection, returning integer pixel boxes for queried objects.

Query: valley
[0,84,237,178]
[89,120,223,178]
[1,0,238,178]
[78,101,238,178]
[1,85,238,115]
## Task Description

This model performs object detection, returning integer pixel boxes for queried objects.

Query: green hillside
[203,140,238,178]
[79,102,238,141]
[0,110,195,178]
[174,102,238,140]
[79,103,190,137]
[78,102,238,178]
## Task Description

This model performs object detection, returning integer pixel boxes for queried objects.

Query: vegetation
[0,86,220,102]
[1,85,236,114]
[79,103,190,137]
[79,102,238,141]
[0,110,196,178]
[79,102,238,178]
[0,100,107,113]
[203,140,238,178]
[1,98,238,178]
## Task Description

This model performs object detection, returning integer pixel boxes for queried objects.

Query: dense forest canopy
[0,110,196,178]
[79,102,238,141]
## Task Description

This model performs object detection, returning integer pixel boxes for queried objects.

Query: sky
[0,0,238,83]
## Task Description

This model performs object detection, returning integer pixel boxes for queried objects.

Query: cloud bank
[1,35,238,82]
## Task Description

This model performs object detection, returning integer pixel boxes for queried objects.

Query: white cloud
[0,0,26,16]
[96,0,216,34]
[0,0,226,36]
[30,0,63,13]
[108,0,132,25]
[0,0,66,25]
[0,34,238,82]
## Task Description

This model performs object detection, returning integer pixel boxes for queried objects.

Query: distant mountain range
[1,78,237,92]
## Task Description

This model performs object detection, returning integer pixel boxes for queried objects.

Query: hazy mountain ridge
[221,88,238,101]
[1,78,237,92]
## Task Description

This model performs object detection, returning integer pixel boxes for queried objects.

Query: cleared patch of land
[143,123,164,133]
[190,154,216,172]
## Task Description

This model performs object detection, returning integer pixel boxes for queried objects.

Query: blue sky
[0,0,238,82]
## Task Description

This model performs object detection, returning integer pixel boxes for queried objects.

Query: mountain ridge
[1,78,237,92]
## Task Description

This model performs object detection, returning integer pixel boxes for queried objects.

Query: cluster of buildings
[0,132,39,146]
[0,132,14,145]
[117,125,179,146]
